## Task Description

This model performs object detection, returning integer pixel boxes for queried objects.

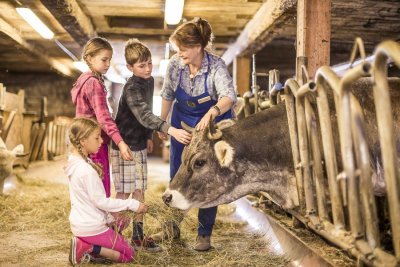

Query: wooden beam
[222,0,297,65]
[296,0,331,79]
[0,18,73,77]
[233,56,251,96]
[41,0,96,46]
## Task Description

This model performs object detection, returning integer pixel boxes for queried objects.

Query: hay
[0,173,289,267]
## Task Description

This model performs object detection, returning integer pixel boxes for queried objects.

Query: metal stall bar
[314,66,345,228]
[339,62,371,238]
[295,82,317,216]
[304,97,328,221]
[350,94,380,250]
[372,40,400,258]
[284,79,303,209]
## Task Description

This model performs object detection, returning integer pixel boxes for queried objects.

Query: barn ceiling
[0,0,399,81]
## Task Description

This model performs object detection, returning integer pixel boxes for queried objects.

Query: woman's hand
[136,202,148,214]
[168,127,192,144]
[147,139,154,153]
[118,141,133,161]
[196,108,219,131]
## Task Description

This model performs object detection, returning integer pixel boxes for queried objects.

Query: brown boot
[194,235,213,251]
[150,221,180,242]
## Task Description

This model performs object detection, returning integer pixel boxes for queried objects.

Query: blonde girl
[66,117,146,265]
[71,37,133,197]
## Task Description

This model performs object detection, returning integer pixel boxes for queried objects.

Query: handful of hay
[110,184,195,239]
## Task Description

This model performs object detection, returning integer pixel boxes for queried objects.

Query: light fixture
[159,43,170,76]
[165,0,184,25]
[16,8,54,39]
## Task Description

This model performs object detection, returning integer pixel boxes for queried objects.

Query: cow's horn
[207,119,222,140]
[181,121,194,133]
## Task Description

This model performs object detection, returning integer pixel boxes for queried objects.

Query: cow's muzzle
[162,193,172,206]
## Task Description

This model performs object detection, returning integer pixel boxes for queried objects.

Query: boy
[111,39,191,252]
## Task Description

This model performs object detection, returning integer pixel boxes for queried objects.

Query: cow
[162,78,400,211]
[0,137,23,194]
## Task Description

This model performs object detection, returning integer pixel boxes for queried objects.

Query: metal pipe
[295,82,318,215]
[251,54,259,113]
[283,79,303,209]
[287,210,398,267]
[339,62,371,238]
[314,66,345,228]
[305,99,328,220]
[350,94,380,249]
[372,40,400,258]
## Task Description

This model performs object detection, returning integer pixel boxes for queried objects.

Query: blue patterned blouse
[161,51,237,103]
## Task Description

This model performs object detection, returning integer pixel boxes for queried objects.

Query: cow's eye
[194,159,206,168]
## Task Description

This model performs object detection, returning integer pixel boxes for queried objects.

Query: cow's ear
[214,140,235,167]
[207,119,222,140]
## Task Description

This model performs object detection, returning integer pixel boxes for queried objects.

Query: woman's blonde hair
[82,37,113,81]
[68,117,103,177]
[169,17,214,50]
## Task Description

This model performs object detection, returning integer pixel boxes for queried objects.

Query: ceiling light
[16,8,54,39]
[165,0,184,25]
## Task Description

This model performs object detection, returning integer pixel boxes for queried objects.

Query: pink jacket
[71,72,122,145]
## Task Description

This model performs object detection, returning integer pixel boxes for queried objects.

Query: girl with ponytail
[71,37,133,198]
[65,117,146,265]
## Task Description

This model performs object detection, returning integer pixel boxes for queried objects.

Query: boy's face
[127,58,152,79]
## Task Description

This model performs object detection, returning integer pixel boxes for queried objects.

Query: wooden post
[233,56,251,96]
[296,0,331,80]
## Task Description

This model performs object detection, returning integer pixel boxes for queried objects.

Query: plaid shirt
[112,74,169,151]
[161,51,237,103]
[71,72,122,145]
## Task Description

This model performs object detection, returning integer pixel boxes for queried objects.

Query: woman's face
[87,49,112,74]
[175,45,202,65]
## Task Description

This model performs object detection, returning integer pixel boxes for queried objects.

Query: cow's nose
[162,194,172,205]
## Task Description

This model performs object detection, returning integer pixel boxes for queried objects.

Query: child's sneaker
[131,236,162,252]
[69,236,92,266]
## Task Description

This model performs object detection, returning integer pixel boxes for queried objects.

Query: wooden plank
[40,0,96,46]
[296,0,331,79]
[222,0,296,65]
[233,56,251,96]
[0,18,73,77]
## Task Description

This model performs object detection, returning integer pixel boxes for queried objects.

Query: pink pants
[78,228,134,263]
[90,143,111,197]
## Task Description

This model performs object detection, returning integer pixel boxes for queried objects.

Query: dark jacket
[112,74,170,151]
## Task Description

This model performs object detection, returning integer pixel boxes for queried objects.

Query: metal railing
[281,38,400,266]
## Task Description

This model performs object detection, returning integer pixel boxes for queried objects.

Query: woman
[159,17,237,251]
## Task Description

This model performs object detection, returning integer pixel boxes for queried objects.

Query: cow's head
[0,138,24,193]
[162,119,240,210]
[162,105,300,211]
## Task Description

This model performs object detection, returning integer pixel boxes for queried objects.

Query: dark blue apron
[170,53,233,236]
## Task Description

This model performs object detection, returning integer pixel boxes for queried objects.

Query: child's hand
[158,132,168,140]
[118,141,134,161]
[168,127,192,145]
[147,139,153,153]
[136,202,148,214]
